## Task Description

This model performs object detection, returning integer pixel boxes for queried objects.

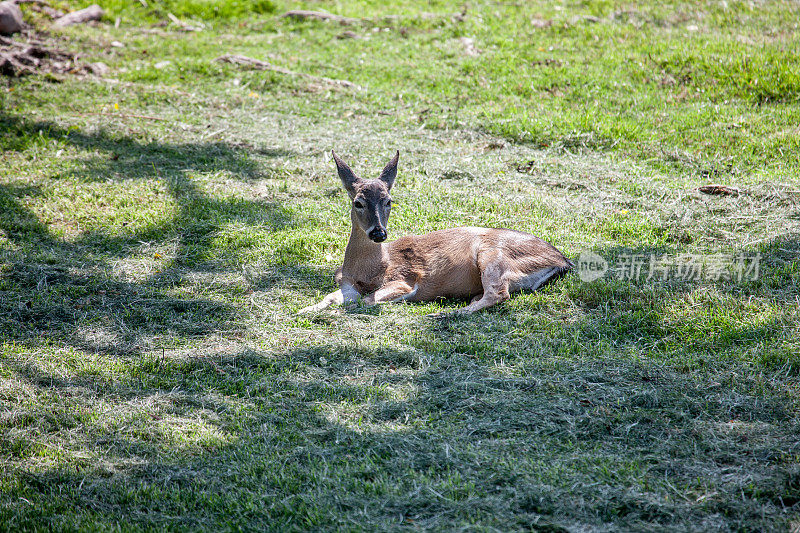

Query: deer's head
[332,150,398,243]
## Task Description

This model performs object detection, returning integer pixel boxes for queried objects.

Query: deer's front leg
[364,281,417,305]
[298,283,359,313]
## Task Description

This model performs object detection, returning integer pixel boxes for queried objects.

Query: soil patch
[0,31,104,77]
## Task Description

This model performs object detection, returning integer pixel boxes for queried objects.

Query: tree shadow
[245,264,335,295]
[2,108,798,528]
[1,111,297,258]
[1,238,797,529]
[0,183,52,243]
[0,113,308,355]
[4,335,797,530]
[0,112,281,182]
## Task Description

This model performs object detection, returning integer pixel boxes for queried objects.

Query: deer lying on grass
[298,151,573,315]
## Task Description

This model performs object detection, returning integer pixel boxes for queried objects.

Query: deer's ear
[332,150,360,196]
[378,151,399,191]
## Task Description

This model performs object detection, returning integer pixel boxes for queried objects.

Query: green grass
[1,0,799,530]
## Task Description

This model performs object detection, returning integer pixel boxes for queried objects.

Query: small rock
[89,62,109,76]
[459,37,480,56]
[154,60,171,69]
[530,17,552,28]
[451,6,468,23]
[569,15,601,25]
[660,73,676,86]
[484,140,505,151]
[110,41,124,48]
[0,1,24,35]
[336,30,359,39]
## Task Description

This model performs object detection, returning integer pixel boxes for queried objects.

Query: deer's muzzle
[368,227,387,242]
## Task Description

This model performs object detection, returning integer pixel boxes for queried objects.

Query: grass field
[1,0,799,530]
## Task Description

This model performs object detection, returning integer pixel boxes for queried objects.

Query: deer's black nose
[369,227,387,242]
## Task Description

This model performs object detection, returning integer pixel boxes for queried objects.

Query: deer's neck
[343,227,385,270]
[342,216,387,282]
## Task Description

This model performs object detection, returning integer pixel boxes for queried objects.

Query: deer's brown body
[299,151,572,315]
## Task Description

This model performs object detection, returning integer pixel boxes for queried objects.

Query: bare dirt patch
[0,31,104,77]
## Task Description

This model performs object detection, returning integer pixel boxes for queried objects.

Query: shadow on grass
[2,336,798,530]
[0,111,297,257]
[0,112,308,354]
[2,279,798,529]
[1,108,798,528]
[246,264,334,292]
[0,112,283,181]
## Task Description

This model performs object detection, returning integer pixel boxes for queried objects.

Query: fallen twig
[281,8,468,26]
[281,10,359,25]
[201,127,228,139]
[52,4,103,28]
[214,54,360,89]
[167,12,202,32]
[99,77,194,97]
[68,111,166,121]
[698,184,741,196]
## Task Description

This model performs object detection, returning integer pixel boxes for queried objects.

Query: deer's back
[386,227,571,301]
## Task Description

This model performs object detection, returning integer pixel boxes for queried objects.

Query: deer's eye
[386,199,392,207]
[354,200,365,209]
